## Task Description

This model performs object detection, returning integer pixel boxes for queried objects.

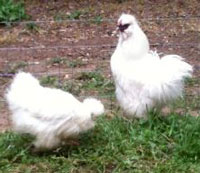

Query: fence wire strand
[0,16,200,108]
[0,43,199,51]
[0,15,199,25]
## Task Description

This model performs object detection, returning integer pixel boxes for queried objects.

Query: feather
[111,14,193,118]
[6,72,104,150]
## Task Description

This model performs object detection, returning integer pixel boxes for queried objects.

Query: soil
[0,0,200,131]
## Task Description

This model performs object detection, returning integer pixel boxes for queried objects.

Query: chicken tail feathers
[83,98,104,117]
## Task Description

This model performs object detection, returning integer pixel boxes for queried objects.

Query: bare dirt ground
[0,0,200,132]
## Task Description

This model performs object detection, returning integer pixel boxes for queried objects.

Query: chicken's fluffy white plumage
[6,72,104,150]
[111,14,193,118]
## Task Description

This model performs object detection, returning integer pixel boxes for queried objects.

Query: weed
[78,71,105,88]
[92,16,103,24]
[48,57,67,66]
[67,10,82,20]
[61,81,82,96]
[54,10,102,25]
[38,71,115,97]
[185,77,200,87]
[67,59,85,68]
[48,57,85,68]
[54,12,66,22]
[0,0,28,25]
[77,71,115,96]
[26,22,40,32]
[170,91,200,113]
[39,75,81,96]
[40,75,58,86]
[54,10,84,21]
[7,61,28,74]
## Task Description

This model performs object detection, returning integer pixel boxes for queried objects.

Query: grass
[54,10,85,21]
[39,71,115,97]
[1,72,200,172]
[0,31,19,44]
[54,9,103,24]
[0,113,200,172]
[25,22,40,33]
[40,75,58,86]
[185,77,200,87]
[78,71,107,89]
[0,0,28,25]
[48,57,86,68]
[170,81,200,114]
[6,61,28,74]
[2,73,198,172]
[67,10,83,20]
[92,16,103,25]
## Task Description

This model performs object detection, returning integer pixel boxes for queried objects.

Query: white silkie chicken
[6,72,104,150]
[110,14,193,118]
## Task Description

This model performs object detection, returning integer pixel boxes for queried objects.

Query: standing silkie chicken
[110,14,193,118]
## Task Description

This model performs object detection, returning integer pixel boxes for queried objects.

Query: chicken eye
[119,24,130,32]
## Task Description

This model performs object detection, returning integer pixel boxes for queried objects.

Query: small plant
[7,61,28,74]
[26,22,40,32]
[40,75,59,86]
[67,10,82,20]
[0,0,28,24]
[39,75,82,96]
[61,81,82,96]
[185,77,200,87]
[54,10,86,21]
[54,12,66,22]
[49,57,67,66]
[93,16,102,24]
[78,71,105,89]
[67,59,85,68]
[76,71,115,96]
[49,57,85,68]
[102,79,115,95]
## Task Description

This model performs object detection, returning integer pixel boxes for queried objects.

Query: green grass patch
[6,61,28,74]
[1,113,200,172]
[40,75,58,86]
[185,77,200,87]
[0,0,28,25]
[54,10,85,21]
[170,93,200,112]
[77,71,115,95]
[67,10,83,20]
[78,71,105,89]
[92,16,103,24]
[25,22,40,32]
[54,9,103,24]
[48,57,86,68]
[39,71,115,97]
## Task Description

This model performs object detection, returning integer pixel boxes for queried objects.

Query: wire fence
[0,43,200,51]
[0,16,200,112]
[0,15,200,25]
